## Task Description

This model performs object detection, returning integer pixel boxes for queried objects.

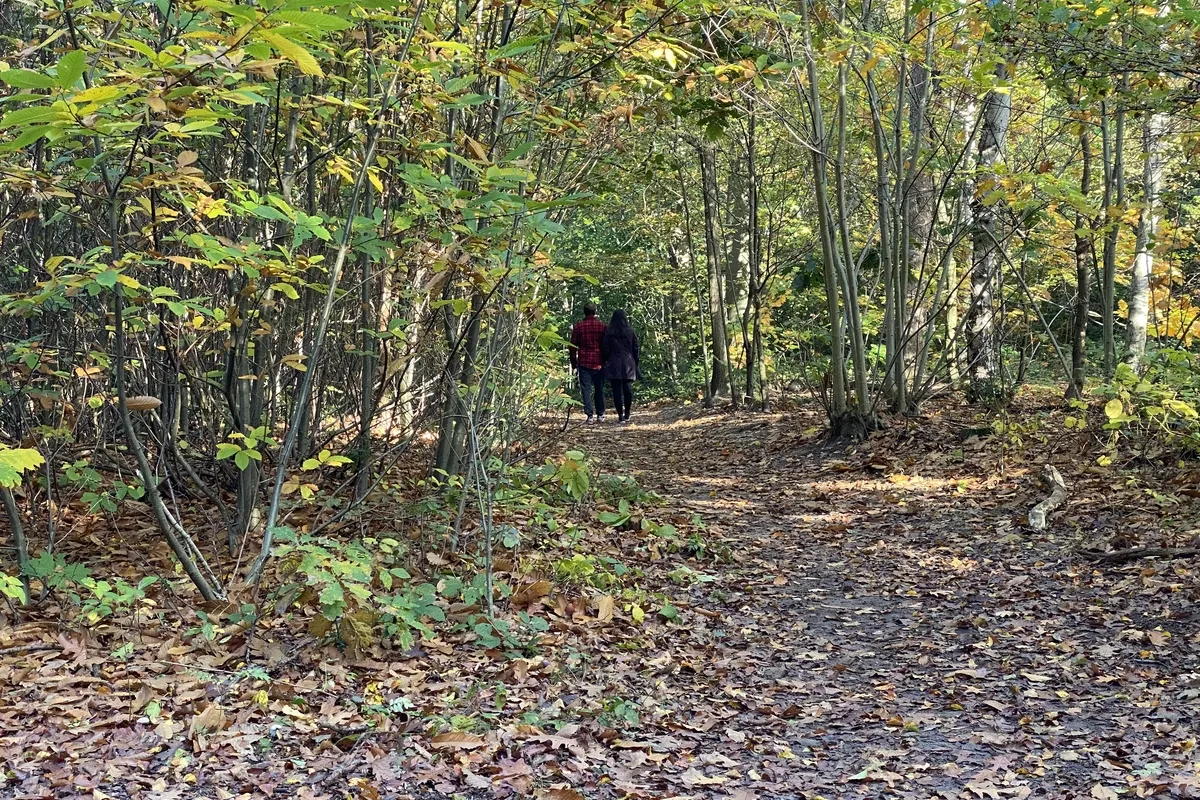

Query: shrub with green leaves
[0,551,157,625]
[273,529,445,650]
[1098,355,1200,460]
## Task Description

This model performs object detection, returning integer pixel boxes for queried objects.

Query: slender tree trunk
[967,59,1012,402]
[797,0,848,423]
[745,102,762,408]
[698,144,733,401]
[1,488,29,605]
[830,3,871,424]
[1101,95,1126,377]
[902,14,936,408]
[675,161,713,407]
[1068,117,1093,399]
[1124,113,1164,371]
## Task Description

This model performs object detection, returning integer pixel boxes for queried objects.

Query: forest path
[563,403,1199,799]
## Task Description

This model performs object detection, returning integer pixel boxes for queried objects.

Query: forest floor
[2,398,1200,799]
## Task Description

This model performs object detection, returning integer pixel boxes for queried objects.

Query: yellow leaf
[261,32,323,77]
[1104,398,1124,419]
[177,150,198,168]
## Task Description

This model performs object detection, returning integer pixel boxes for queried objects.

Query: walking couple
[569,303,641,424]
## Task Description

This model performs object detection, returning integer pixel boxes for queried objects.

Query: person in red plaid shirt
[569,302,607,422]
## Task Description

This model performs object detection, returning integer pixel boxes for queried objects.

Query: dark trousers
[610,379,632,419]
[578,367,605,417]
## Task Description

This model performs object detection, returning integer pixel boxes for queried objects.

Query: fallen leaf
[189,703,226,736]
[431,732,485,750]
[537,789,585,800]
[596,595,614,622]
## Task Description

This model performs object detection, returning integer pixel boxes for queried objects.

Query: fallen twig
[1083,546,1200,565]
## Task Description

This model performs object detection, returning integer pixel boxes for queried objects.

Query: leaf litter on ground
[2,397,1199,798]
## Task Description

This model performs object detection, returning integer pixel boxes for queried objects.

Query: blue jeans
[578,367,605,418]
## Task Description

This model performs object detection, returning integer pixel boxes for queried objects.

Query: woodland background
[1,0,1200,795]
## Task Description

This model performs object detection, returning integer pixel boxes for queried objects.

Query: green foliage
[598,696,640,728]
[1098,355,1200,459]
[3,552,157,624]
[553,554,629,589]
[216,427,278,472]
[468,611,549,655]
[274,529,446,651]
[0,446,43,488]
[596,474,660,506]
[554,450,591,501]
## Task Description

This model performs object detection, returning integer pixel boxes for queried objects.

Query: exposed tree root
[1028,464,1068,530]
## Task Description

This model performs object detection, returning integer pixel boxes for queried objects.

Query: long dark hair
[607,309,635,344]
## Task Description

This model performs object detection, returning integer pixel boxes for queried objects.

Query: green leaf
[0,105,68,129]
[56,50,86,89]
[1104,398,1124,420]
[271,281,300,300]
[249,204,289,221]
[215,442,241,460]
[271,10,354,30]
[71,85,122,104]
[428,40,473,54]
[0,69,57,89]
[234,451,250,470]
[319,582,344,607]
[261,32,324,77]
[0,447,45,488]
[94,269,119,288]
[0,125,53,151]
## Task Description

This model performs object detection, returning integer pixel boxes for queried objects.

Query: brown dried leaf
[124,395,162,412]
[430,731,485,750]
[537,789,585,800]
[512,580,553,607]
[595,594,614,622]
[189,703,226,735]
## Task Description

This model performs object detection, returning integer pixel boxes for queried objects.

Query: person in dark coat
[602,309,640,424]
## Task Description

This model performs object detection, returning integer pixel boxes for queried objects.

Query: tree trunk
[967,60,1012,402]
[1124,113,1164,371]
[901,16,936,409]
[1101,96,1125,378]
[674,161,713,407]
[698,144,733,401]
[797,0,848,424]
[1068,117,1093,399]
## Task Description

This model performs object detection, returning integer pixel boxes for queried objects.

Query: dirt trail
[569,405,1200,799]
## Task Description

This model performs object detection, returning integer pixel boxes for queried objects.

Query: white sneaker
[596,416,606,424]
[585,416,594,424]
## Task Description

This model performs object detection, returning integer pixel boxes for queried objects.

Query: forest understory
[2,396,1198,800]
